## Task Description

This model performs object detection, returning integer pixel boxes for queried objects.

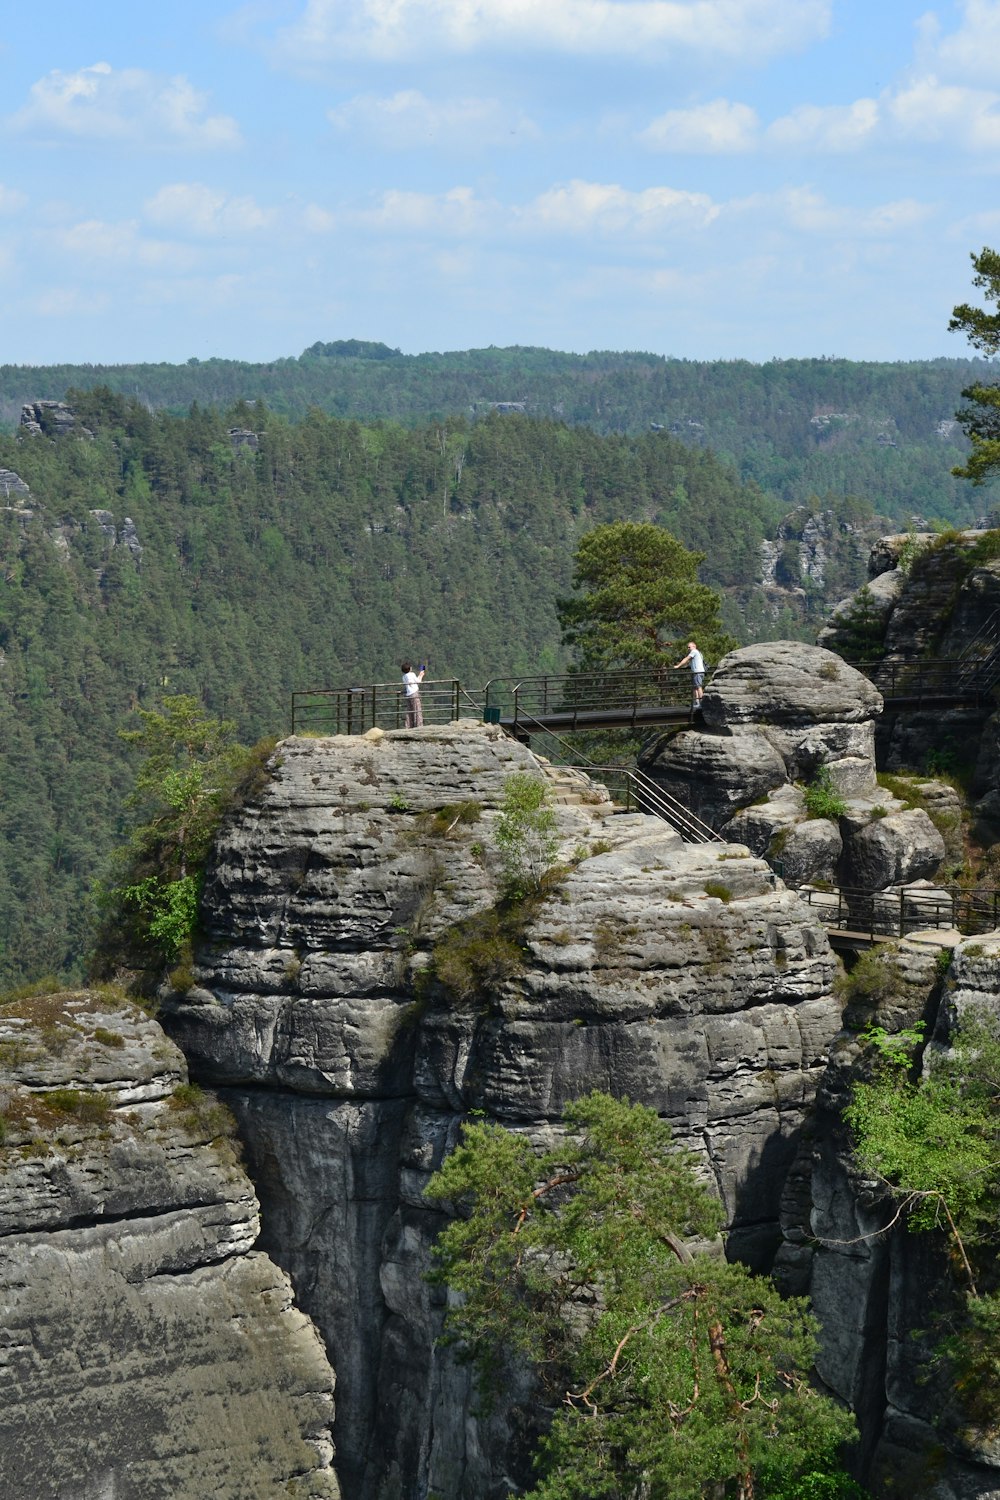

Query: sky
[2,0,1000,365]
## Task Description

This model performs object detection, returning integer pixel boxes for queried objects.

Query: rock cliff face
[165,721,846,1498]
[0,987,340,1500]
[818,530,1000,805]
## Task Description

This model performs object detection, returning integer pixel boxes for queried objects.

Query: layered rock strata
[0,987,340,1500]
[165,721,846,1499]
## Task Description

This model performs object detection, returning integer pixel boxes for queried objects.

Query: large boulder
[761,720,876,782]
[636,727,787,826]
[701,642,883,729]
[842,808,945,889]
[770,819,843,887]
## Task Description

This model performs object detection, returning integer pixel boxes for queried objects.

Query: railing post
[454,680,460,722]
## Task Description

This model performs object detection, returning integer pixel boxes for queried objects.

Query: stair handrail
[956,608,1000,687]
[503,708,722,844]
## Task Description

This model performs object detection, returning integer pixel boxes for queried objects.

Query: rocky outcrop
[640,642,948,905]
[0,987,340,1499]
[0,467,30,499]
[702,641,883,730]
[90,508,143,562]
[163,722,846,1499]
[757,505,879,629]
[19,399,93,440]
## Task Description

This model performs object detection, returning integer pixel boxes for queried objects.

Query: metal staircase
[957,609,1000,692]
[513,706,722,844]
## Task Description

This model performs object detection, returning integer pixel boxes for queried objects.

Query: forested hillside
[2,347,996,523]
[0,391,779,984]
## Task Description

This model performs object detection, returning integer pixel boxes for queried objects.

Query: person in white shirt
[673,641,705,707]
[400,660,426,727]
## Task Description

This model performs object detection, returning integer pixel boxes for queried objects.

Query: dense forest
[0,390,784,984]
[3,345,998,523]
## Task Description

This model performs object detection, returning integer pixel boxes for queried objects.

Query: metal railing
[580,763,722,844]
[851,614,1000,702]
[796,882,1000,940]
[850,657,984,701]
[483,669,695,729]
[291,679,483,735]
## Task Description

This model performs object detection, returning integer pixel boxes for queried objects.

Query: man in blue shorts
[673,641,705,708]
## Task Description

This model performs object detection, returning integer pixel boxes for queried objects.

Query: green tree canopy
[426,1092,859,1500]
[950,247,1000,484]
[846,1006,1000,1432]
[93,696,269,977]
[556,522,735,676]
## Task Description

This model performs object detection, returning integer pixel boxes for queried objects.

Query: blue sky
[2,0,999,364]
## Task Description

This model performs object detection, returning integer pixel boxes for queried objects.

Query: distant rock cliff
[0,988,340,1500]
[164,721,847,1499]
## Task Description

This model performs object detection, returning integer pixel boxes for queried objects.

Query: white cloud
[10,63,241,148]
[889,75,1000,150]
[328,89,539,148]
[640,99,760,153]
[302,203,338,232]
[35,287,112,318]
[271,0,831,64]
[144,183,273,236]
[759,187,931,237]
[354,186,493,234]
[766,98,879,151]
[923,0,1000,88]
[57,219,198,271]
[0,185,27,214]
[522,179,719,234]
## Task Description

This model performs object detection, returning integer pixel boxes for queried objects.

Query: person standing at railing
[673,641,705,708]
[400,660,426,727]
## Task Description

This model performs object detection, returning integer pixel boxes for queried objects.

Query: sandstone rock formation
[19,399,93,440]
[0,987,340,1499]
[639,641,949,908]
[163,721,847,1499]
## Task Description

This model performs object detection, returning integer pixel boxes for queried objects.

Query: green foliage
[168,1081,238,1143]
[39,1087,112,1123]
[426,1092,858,1500]
[829,585,888,659]
[950,249,1000,484]
[93,1027,124,1048]
[93,698,268,980]
[430,909,525,1005]
[703,880,733,903]
[120,874,201,962]
[834,946,908,1017]
[557,521,735,675]
[966,527,1000,566]
[493,773,558,902]
[847,1008,1000,1243]
[859,1020,926,1068]
[802,767,847,821]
